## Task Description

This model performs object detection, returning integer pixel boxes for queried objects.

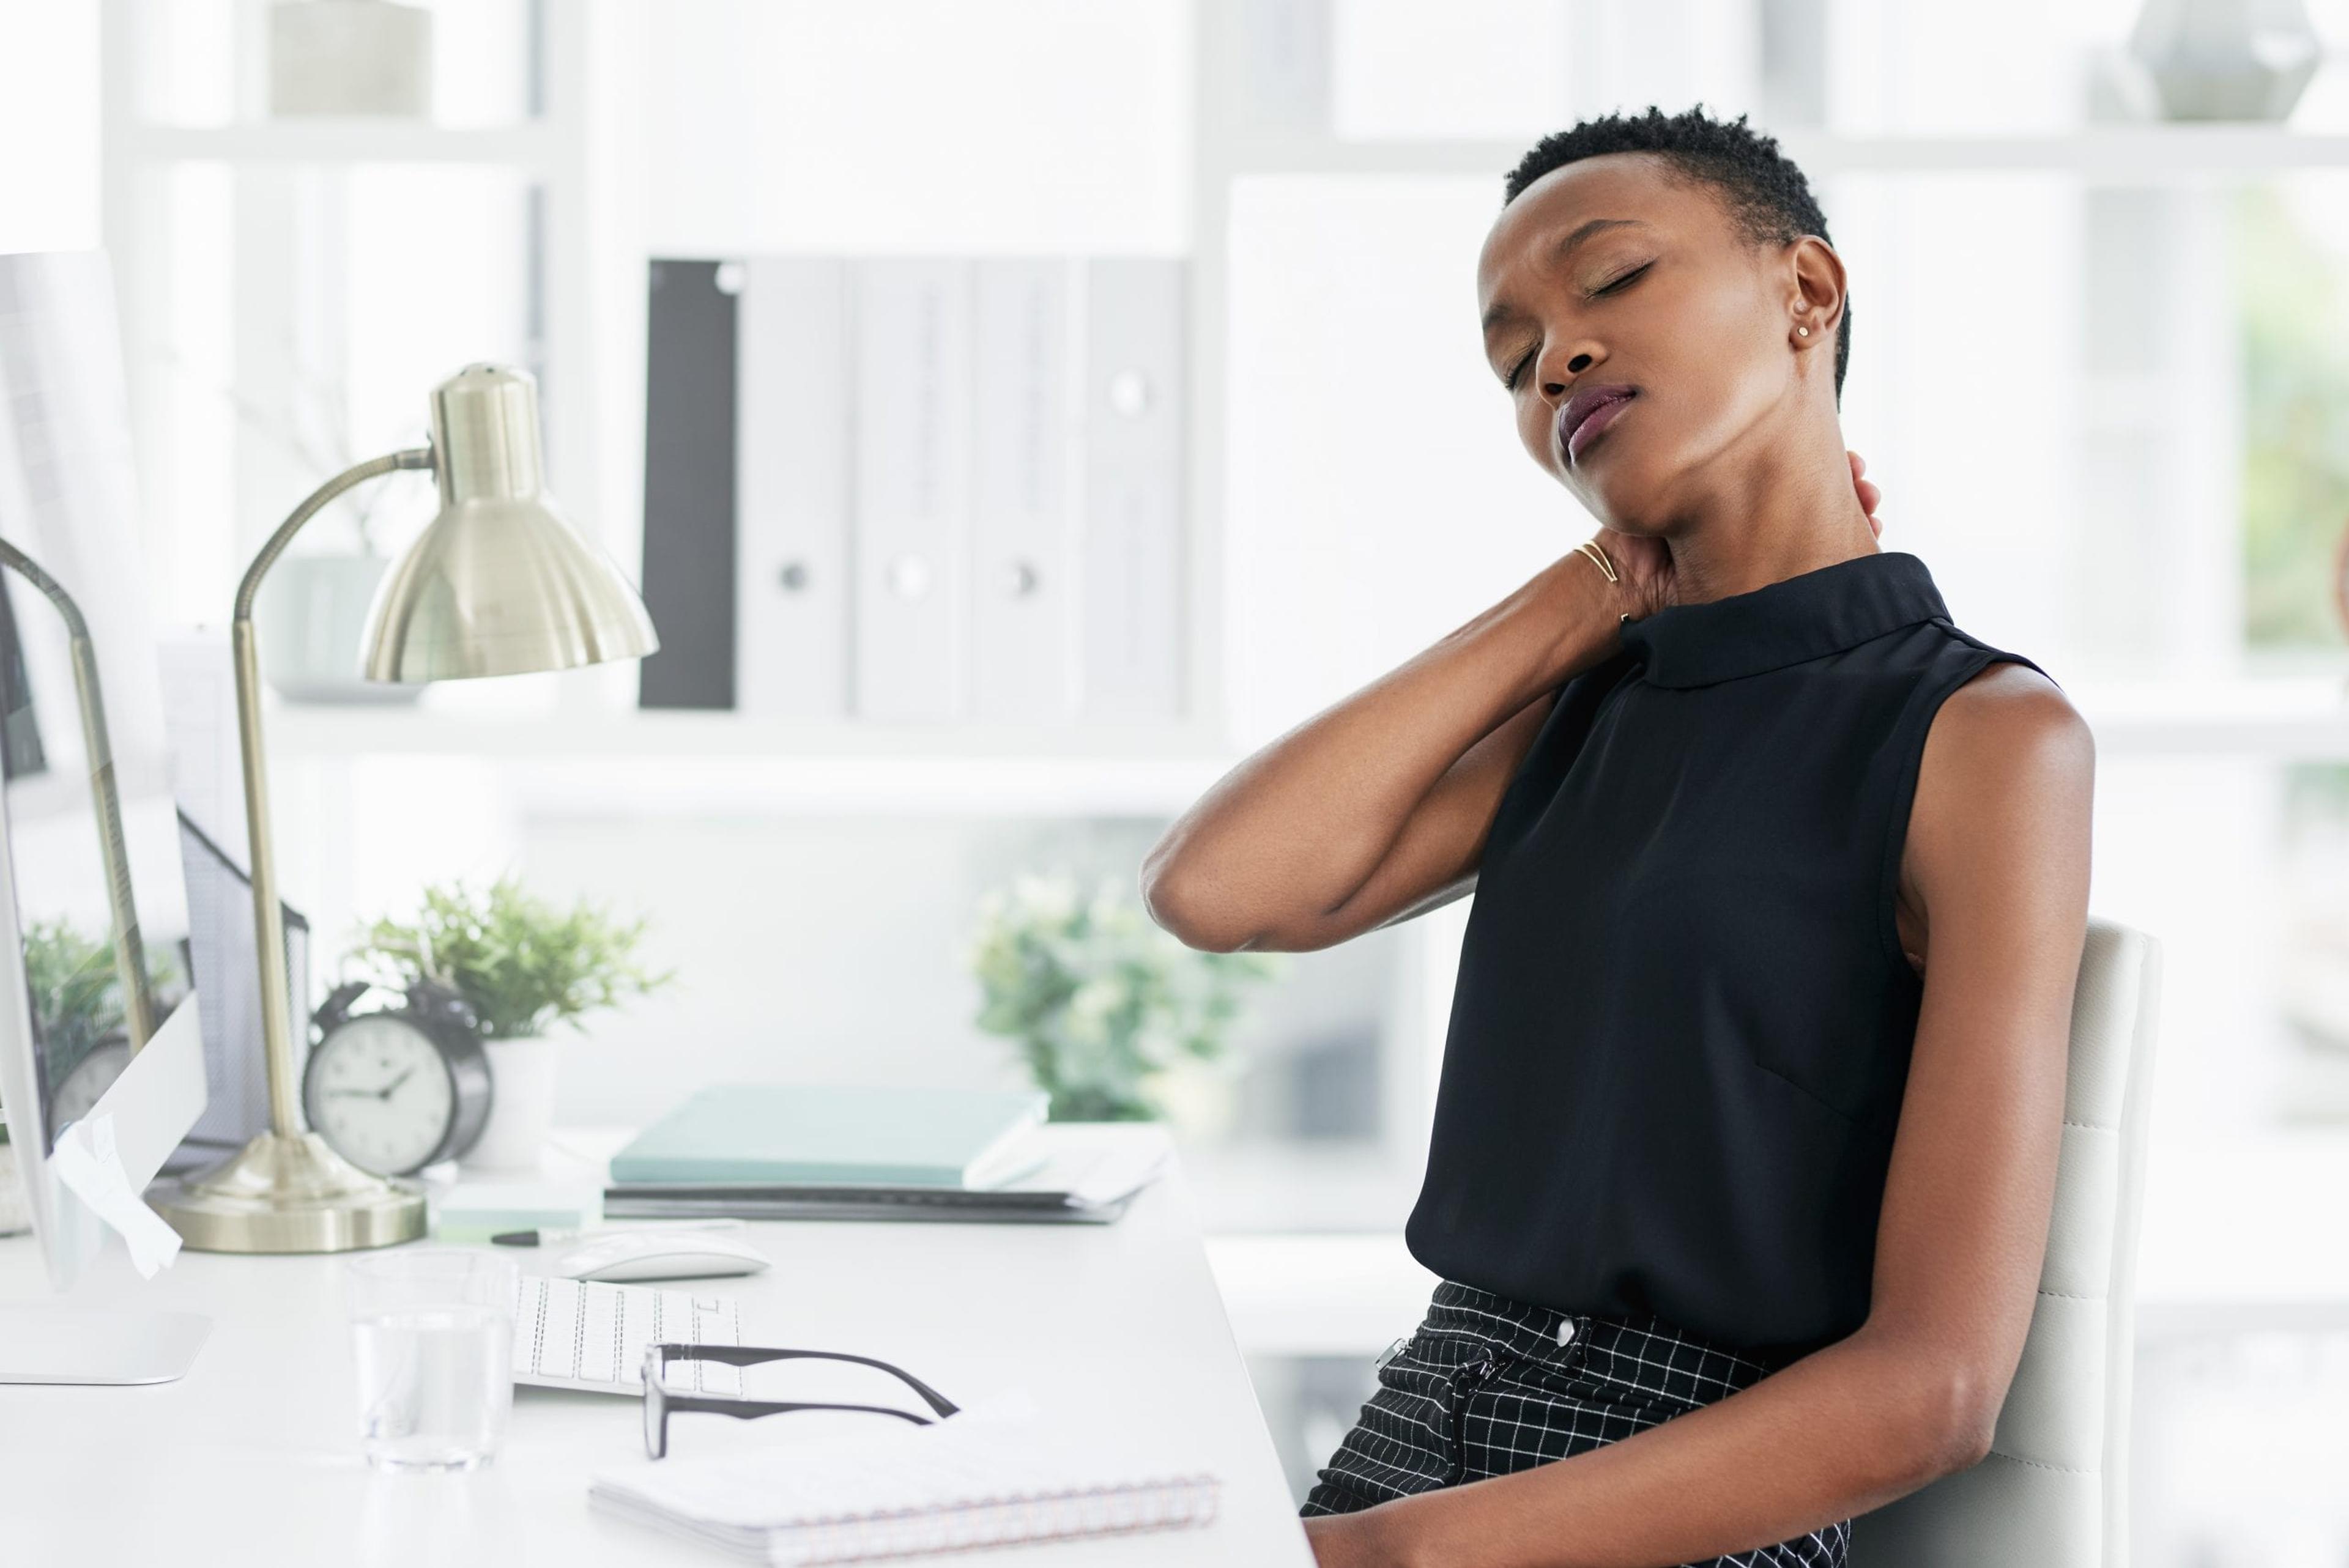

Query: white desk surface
[0,1123,1315,1568]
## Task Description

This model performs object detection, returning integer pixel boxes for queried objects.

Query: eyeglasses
[640,1342,962,1460]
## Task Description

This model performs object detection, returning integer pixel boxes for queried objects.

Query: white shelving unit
[97,0,618,633]
[98,1,2349,788]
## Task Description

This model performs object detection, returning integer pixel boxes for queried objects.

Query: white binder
[736,257,853,719]
[852,258,973,721]
[971,259,1078,722]
[1078,257,1185,722]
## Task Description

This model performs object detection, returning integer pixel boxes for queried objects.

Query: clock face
[49,1038,131,1131]
[305,1016,456,1175]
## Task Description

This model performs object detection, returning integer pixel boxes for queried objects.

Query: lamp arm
[0,537,155,1054]
[233,447,433,621]
[233,447,432,1137]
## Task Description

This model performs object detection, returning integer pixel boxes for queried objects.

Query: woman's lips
[1564,390,1636,464]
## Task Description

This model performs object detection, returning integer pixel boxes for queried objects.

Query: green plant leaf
[964,868,1285,1121]
[347,874,674,1041]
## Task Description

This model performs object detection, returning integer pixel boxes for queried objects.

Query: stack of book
[603,1084,1165,1224]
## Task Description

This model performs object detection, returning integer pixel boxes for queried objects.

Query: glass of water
[346,1248,518,1473]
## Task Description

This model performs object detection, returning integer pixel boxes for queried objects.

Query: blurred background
[2,1,2347,1558]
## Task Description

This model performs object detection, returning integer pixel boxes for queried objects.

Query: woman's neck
[1658,423,1881,605]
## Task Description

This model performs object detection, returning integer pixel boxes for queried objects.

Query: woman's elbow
[1139,859,1249,952]
[1140,860,1323,953]
[1901,1361,2004,1484]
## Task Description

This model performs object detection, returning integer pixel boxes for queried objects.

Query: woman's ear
[1787,235,1847,347]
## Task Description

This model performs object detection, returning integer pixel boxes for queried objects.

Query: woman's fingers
[1848,449,1884,536]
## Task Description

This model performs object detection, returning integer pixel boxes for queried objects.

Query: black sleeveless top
[1404,550,2047,1367]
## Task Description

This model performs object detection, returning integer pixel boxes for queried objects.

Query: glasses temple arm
[662,1396,935,1427]
[653,1345,961,1418]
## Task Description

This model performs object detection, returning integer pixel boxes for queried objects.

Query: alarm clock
[47,1034,131,1130]
[302,978,492,1176]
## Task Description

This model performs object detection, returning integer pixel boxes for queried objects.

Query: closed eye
[1501,261,1654,391]
[1590,260,1653,299]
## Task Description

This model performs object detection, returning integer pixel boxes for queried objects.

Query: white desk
[0,1125,1314,1567]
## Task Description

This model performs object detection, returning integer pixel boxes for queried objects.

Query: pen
[490,1219,748,1247]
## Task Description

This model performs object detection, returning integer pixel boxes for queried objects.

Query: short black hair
[1503,105,1848,401]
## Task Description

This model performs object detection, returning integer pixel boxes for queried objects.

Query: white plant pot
[462,1035,560,1174]
[0,1142,30,1237]
[1145,1054,1242,1143]
[256,555,425,705]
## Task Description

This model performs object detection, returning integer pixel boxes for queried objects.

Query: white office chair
[1848,917,2164,1568]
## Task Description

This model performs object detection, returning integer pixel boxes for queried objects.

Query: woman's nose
[1540,346,1600,398]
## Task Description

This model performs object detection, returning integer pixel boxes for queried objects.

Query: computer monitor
[0,251,210,1383]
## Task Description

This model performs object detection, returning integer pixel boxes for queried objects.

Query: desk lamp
[154,363,658,1253]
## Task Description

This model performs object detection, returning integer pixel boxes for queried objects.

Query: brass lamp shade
[364,363,658,682]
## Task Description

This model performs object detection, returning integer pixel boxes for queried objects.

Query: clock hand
[325,1088,394,1100]
[376,1068,418,1101]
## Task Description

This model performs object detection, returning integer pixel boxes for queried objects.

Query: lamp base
[148,1131,425,1254]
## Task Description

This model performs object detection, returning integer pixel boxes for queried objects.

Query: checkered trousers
[1301,1281,1850,1567]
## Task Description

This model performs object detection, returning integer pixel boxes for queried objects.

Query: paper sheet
[51,1113,184,1276]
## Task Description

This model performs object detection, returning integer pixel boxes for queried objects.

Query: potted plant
[0,1102,22,1236]
[349,875,672,1171]
[1,916,165,1235]
[965,869,1283,1127]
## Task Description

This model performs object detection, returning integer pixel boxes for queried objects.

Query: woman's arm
[1146,455,1885,957]
[1141,547,1638,954]
[1306,660,2095,1568]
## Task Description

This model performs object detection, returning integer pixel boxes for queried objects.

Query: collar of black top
[1616,549,1949,689]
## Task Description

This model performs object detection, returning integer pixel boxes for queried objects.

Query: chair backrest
[1847,917,2163,1568]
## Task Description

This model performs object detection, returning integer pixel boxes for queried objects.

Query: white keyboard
[510,1274,744,1397]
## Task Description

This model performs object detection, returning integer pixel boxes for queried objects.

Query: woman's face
[1477,152,1835,536]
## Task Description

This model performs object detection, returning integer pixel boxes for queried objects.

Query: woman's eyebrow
[1480,217,1652,335]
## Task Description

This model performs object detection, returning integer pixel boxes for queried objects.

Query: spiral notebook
[588,1392,1219,1563]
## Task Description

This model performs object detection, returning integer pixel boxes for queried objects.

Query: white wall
[0,0,101,255]
[638,0,1192,256]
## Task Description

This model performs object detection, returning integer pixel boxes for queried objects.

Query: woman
[1141,107,2093,1567]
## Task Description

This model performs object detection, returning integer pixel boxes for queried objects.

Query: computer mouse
[551,1230,773,1283]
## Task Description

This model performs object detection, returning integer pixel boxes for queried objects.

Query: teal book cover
[608,1084,1050,1187]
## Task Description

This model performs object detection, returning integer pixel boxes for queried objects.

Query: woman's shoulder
[1899,648,2095,956]
[1912,614,2077,731]
[1881,613,2072,729]
[1917,649,2094,808]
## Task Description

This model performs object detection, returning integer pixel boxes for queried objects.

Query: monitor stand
[0,1306,211,1384]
